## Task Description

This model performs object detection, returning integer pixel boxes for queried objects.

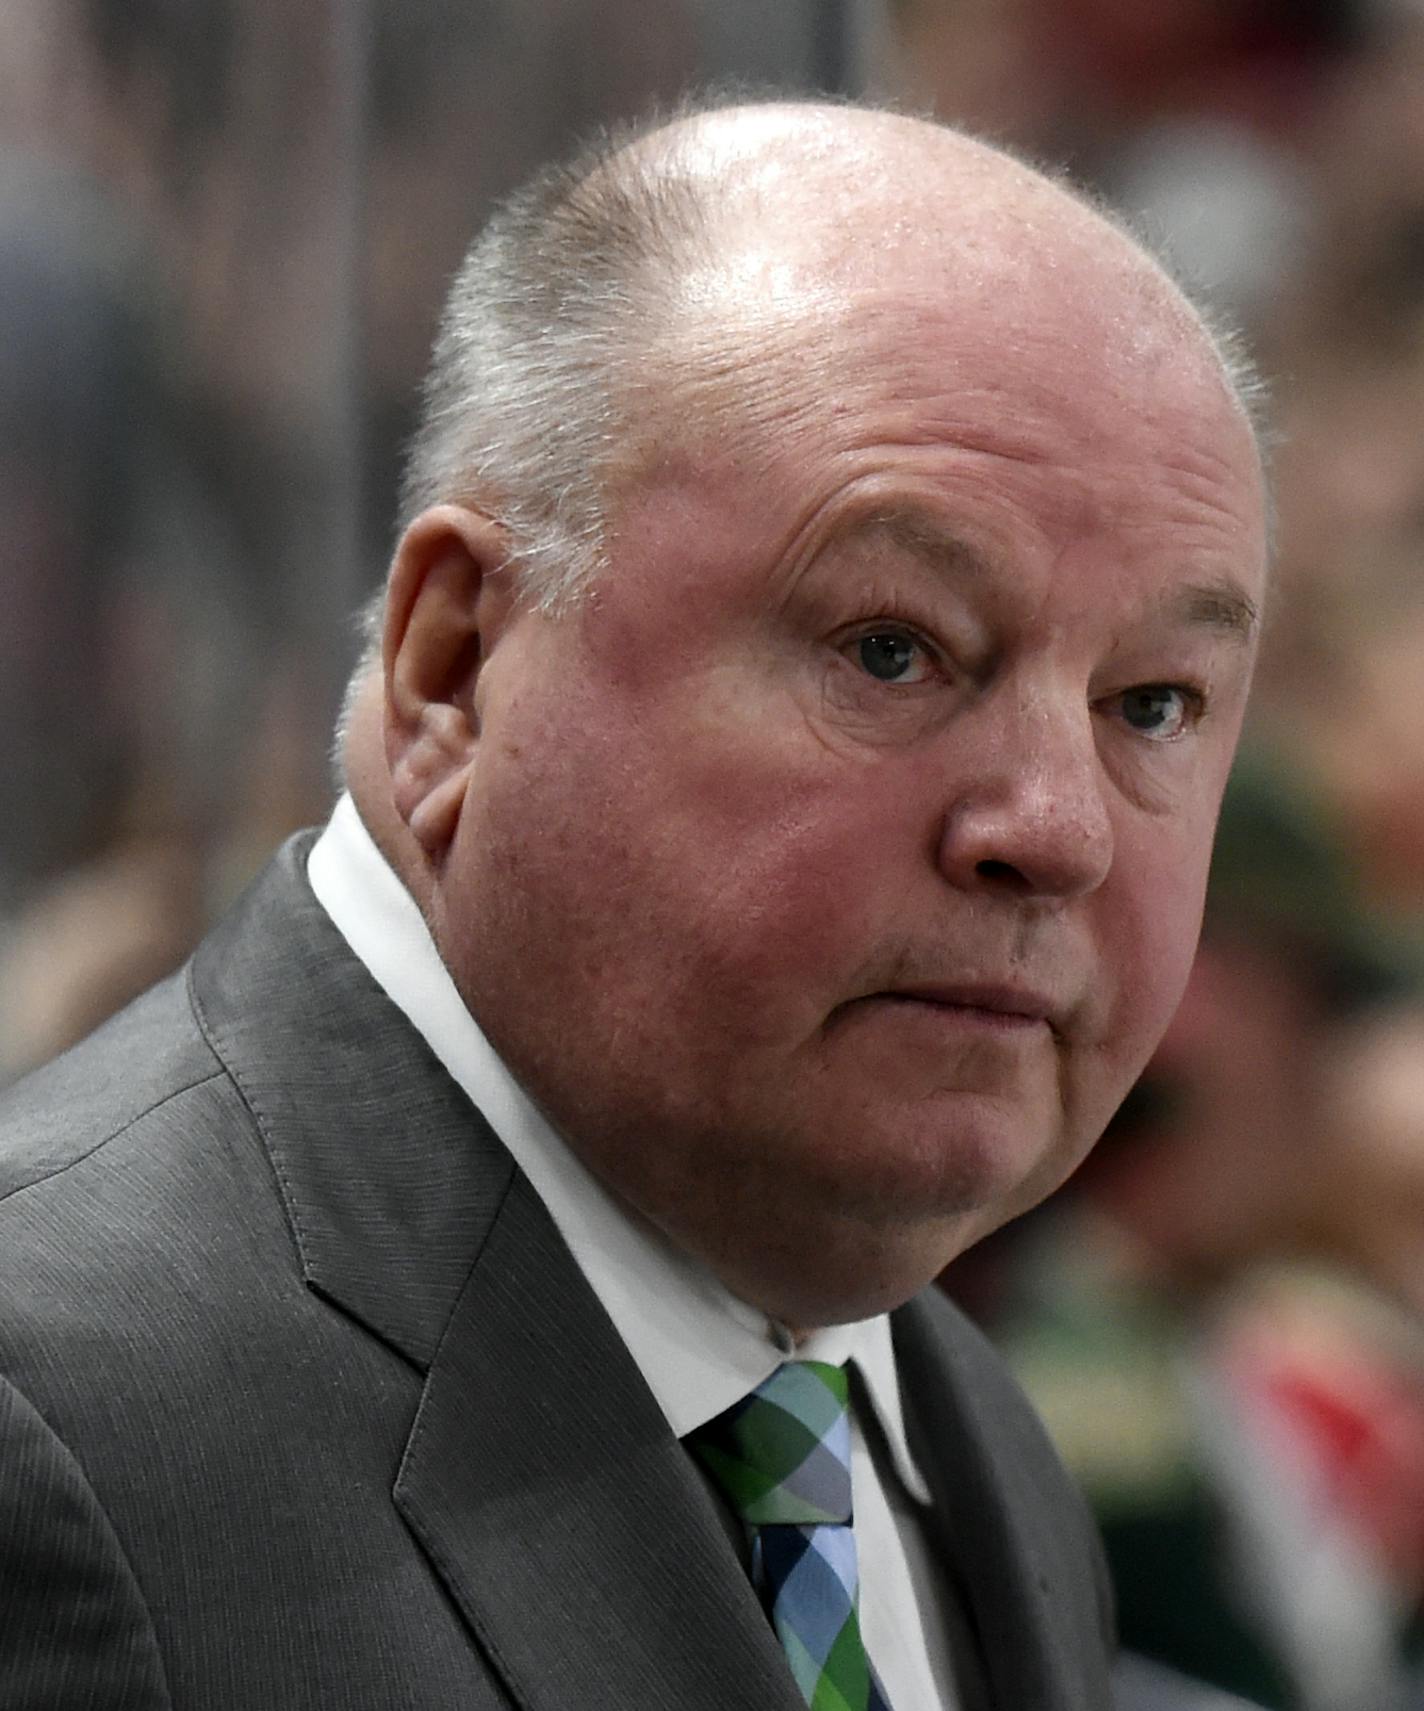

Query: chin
[713,1186,995,1332]
[766,1227,980,1330]
[813,1092,1072,1225]
[783,1113,1081,1308]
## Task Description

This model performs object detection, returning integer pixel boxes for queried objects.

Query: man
[0,100,1268,1710]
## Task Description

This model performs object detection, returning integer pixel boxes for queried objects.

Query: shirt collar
[307,794,931,1501]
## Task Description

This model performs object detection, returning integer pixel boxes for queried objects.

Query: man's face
[431,269,1268,1328]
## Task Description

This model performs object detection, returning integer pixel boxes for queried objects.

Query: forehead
[639,155,1255,482]
[633,271,1263,555]
[840,278,1229,429]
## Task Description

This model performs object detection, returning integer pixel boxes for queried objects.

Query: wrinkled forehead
[833,279,1246,453]
[640,246,1252,488]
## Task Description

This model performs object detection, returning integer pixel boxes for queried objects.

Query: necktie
[688,1360,894,1711]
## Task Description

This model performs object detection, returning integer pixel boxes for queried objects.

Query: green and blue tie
[688,1361,894,1711]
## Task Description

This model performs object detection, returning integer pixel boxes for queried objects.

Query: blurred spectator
[0,846,203,1073]
[0,161,153,907]
[1315,1004,1424,1317]
[886,0,1366,164]
[0,156,260,1080]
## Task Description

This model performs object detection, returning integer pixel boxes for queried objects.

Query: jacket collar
[894,1288,1114,1711]
[189,833,507,1369]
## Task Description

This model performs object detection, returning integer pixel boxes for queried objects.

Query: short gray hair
[395,111,722,607]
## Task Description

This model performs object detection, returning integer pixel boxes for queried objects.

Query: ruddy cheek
[1101,919,1197,1085]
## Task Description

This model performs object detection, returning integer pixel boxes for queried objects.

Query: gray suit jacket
[0,836,1113,1709]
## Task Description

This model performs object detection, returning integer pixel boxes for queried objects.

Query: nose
[936,695,1114,900]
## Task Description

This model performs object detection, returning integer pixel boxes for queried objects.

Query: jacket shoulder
[0,969,225,1204]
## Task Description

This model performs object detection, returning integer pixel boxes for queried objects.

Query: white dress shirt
[308,794,963,1709]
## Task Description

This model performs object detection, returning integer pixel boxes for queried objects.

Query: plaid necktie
[688,1361,894,1711]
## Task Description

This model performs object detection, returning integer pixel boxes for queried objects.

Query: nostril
[975,858,1022,883]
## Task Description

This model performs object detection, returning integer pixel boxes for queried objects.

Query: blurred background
[2,1,1424,1706]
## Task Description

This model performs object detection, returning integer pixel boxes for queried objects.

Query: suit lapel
[892,1289,1112,1711]
[190,835,513,1368]
[394,1170,801,1711]
[191,841,798,1711]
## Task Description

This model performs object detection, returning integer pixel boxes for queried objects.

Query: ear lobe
[382,504,513,859]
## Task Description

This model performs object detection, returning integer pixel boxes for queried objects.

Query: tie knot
[689,1361,853,1527]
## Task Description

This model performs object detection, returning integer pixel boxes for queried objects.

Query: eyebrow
[1172,581,1259,642]
[833,508,1261,643]
[855,509,985,578]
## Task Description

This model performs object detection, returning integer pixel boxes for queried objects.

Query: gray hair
[347,107,723,677]
[352,97,1272,682]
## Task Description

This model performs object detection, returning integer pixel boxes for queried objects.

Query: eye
[850,630,936,685]
[1108,685,1200,741]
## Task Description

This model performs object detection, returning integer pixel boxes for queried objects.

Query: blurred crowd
[2,2,1424,1708]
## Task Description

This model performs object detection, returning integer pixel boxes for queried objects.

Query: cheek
[623,762,896,1031]
[482,679,915,1043]
[1097,819,1215,1072]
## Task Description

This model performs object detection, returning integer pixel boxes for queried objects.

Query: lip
[873,983,1058,1027]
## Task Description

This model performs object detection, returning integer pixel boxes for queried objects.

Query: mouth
[889,982,1054,1019]
[846,983,1060,1036]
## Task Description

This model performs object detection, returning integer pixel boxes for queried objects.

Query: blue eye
[1116,686,1195,739]
[856,632,926,683]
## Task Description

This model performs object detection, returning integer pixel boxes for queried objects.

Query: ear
[381,504,517,859]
